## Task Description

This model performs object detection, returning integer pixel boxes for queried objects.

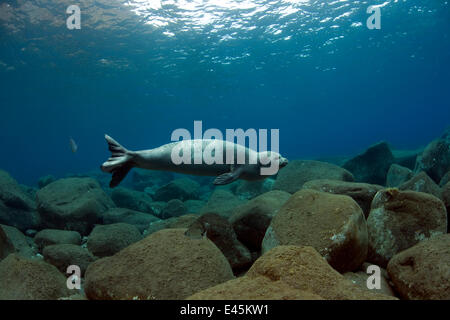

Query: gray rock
[153,178,200,201]
[0,170,40,231]
[273,160,354,194]
[398,171,442,198]
[87,223,142,258]
[230,190,291,251]
[110,187,154,214]
[414,128,450,183]
[386,164,414,187]
[102,208,160,233]
[343,142,395,185]
[43,244,96,276]
[199,189,246,219]
[161,199,187,219]
[0,224,35,258]
[34,229,82,252]
[36,178,114,235]
[367,189,447,267]
[184,200,206,214]
[131,169,173,191]
[234,179,274,200]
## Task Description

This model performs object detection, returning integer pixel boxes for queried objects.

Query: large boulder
[442,182,450,232]
[386,164,414,187]
[229,190,291,251]
[0,224,35,258]
[439,171,450,187]
[110,187,154,214]
[186,213,252,272]
[199,189,246,219]
[343,142,395,185]
[367,189,447,267]
[102,208,160,233]
[0,254,71,299]
[144,214,199,236]
[38,175,56,189]
[262,189,368,273]
[43,244,96,276]
[387,234,450,300]
[0,226,14,261]
[131,169,173,191]
[188,246,396,300]
[184,200,206,214]
[85,228,234,300]
[414,129,450,183]
[160,199,187,219]
[343,262,396,297]
[36,178,115,235]
[0,170,40,231]
[34,229,82,252]
[153,178,200,202]
[234,179,274,200]
[87,223,143,258]
[302,179,383,218]
[273,160,354,194]
[398,171,442,198]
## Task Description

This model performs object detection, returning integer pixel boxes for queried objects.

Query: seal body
[101,135,288,188]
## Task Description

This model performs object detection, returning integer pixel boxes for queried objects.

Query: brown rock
[43,244,96,276]
[387,234,450,300]
[229,190,291,251]
[343,263,396,297]
[302,179,383,218]
[367,189,447,267]
[34,229,82,252]
[262,189,368,273]
[199,189,246,218]
[189,246,396,300]
[0,254,71,299]
[84,228,234,300]
[386,164,414,187]
[273,160,354,194]
[399,172,442,199]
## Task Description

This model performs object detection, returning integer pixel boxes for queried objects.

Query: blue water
[0,0,449,185]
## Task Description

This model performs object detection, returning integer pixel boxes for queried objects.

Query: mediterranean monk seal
[101,134,288,188]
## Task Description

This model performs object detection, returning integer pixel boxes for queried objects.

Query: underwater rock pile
[0,129,449,300]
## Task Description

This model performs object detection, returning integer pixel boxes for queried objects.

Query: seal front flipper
[101,134,135,188]
[213,166,243,185]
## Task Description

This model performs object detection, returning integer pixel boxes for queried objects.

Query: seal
[101,134,288,188]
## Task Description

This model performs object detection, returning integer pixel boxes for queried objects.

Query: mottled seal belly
[100,134,288,188]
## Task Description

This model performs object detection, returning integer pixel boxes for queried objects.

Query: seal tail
[101,134,134,188]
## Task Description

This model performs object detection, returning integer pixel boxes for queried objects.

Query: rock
[440,171,450,187]
[230,190,291,251]
[110,187,154,214]
[186,213,252,272]
[367,189,447,267]
[43,244,96,276]
[0,226,14,260]
[387,234,450,300]
[343,142,395,185]
[20,184,37,200]
[102,208,160,233]
[36,178,115,235]
[398,171,442,198]
[392,149,422,170]
[273,160,354,194]
[34,229,82,252]
[144,214,199,236]
[153,178,200,202]
[84,228,234,300]
[234,179,274,200]
[0,170,40,231]
[442,182,450,232]
[161,199,187,219]
[148,201,166,218]
[188,246,396,300]
[131,169,173,191]
[199,189,246,219]
[184,200,206,214]
[0,224,35,258]
[386,164,414,187]
[38,175,56,189]
[414,129,450,183]
[343,263,396,297]
[0,254,71,299]
[87,223,143,258]
[262,189,368,273]
[302,179,383,218]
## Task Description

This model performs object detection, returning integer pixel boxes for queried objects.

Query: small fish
[69,137,78,153]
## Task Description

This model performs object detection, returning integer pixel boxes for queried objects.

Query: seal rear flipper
[101,134,134,188]
[213,167,243,185]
